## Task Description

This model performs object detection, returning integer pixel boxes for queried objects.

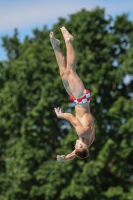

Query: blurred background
[0,0,133,200]
[1,0,133,60]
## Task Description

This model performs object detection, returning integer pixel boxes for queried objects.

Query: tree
[0,7,133,200]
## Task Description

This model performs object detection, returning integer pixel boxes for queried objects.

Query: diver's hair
[75,147,89,159]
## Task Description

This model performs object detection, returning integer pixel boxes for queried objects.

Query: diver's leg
[50,31,71,95]
[60,27,86,98]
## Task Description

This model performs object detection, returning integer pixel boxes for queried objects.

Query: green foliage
[0,7,133,200]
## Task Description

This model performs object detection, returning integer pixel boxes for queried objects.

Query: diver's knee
[66,65,75,75]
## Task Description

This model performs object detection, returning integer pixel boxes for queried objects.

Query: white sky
[0,0,133,60]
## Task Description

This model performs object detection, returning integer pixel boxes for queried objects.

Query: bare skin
[50,27,95,162]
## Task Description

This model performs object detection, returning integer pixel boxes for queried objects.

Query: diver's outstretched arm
[54,107,82,127]
[56,151,76,162]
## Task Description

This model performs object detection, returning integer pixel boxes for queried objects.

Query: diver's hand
[56,155,66,162]
[54,107,63,118]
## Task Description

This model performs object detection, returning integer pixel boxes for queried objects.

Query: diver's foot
[50,31,60,47]
[60,26,74,42]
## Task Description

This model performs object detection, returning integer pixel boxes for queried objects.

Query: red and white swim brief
[70,89,91,104]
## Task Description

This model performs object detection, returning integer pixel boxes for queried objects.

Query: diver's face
[75,140,83,150]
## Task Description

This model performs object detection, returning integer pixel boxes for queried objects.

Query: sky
[0,0,133,61]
